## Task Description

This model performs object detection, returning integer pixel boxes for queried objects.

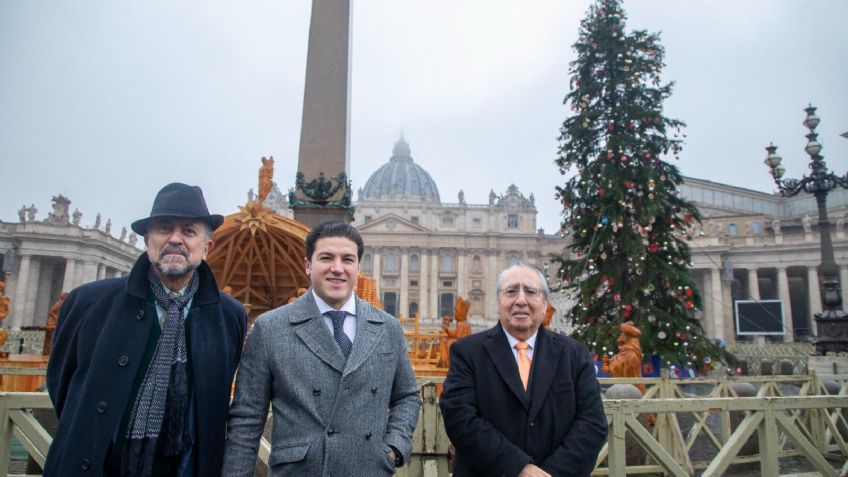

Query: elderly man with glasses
[440,262,607,477]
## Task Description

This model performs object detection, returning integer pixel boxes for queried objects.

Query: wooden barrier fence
[2,373,848,476]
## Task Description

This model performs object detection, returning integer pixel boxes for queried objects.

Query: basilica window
[411,216,419,225]
[440,255,453,273]
[751,221,763,236]
[441,216,455,227]
[384,253,397,273]
[410,254,419,273]
[409,302,419,318]
[473,217,482,228]
[508,214,518,229]
[439,293,455,318]
[383,292,398,317]
[362,254,373,274]
[472,255,482,273]
[508,254,520,266]
[364,216,372,224]
[470,290,484,314]
[727,223,738,236]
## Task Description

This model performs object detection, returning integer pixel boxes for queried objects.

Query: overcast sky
[1,1,846,239]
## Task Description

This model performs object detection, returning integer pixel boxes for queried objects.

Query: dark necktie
[325,310,353,358]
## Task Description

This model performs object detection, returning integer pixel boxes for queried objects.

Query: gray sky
[1,1,846,238]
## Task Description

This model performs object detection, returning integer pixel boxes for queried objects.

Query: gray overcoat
[222,290,420,476]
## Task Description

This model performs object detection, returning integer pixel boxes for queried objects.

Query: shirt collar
[312,291,357,317]
[503,327,539,350]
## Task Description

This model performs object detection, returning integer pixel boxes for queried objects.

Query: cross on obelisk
[290,0,355,227]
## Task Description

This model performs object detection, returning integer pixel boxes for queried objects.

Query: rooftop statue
[46,194,71,225]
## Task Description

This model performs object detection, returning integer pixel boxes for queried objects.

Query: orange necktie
[515,341,532,391]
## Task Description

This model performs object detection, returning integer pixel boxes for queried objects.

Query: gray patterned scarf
[121,268,198,474]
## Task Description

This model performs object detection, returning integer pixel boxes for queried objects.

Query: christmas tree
[554,0,734,372]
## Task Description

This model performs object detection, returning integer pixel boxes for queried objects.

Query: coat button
[97,402,108,413]
[81,458,91,470]
[327,428,335,436]
[371,387,377,394]
[118,356,129,367]
[312,388,321,396]
[365,432,372,440]
[136,309,145,320]
[529,421,535,427]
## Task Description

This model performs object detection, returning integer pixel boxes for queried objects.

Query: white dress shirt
[313,292,358,342]
[503,328,538,363]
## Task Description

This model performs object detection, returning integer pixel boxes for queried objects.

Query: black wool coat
[440,324,608,477]
[44,253,247,476]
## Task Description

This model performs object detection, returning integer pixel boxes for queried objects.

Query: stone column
[419,252,429,319]
[430,249,439,319]
[457,251,467,299]
[721,277,735,343]
[841,265,848,310]
[807,266,822,322]
[96,264,106,281]
[62,258,77,293]
[399,248,409,319]
[777,267,794,342]
[709,267,725,342]
[747,268,760,301]
[292,0,353,227]
[371,250,381,295]
[10,254,32,329]
[81,261,99,286]
[487,250,499,319]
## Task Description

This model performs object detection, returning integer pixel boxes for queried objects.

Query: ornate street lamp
[764,105,848,354]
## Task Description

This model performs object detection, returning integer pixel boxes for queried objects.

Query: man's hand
[386,449,396,462]
[518,464,551,477]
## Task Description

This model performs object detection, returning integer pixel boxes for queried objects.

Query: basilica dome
[361,135,441,203]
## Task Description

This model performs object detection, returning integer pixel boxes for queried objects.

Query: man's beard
[152,246,199,278]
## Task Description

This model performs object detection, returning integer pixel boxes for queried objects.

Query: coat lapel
[343,298,384,377]
[292,292,347,374]
[483,325,530,411]
[527,326,563,422]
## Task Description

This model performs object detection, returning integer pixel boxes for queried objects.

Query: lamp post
[764,105,848,354]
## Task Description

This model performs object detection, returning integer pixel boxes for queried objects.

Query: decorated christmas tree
[553,0,734,372]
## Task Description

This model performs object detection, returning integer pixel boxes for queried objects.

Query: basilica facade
[352,136,848,343]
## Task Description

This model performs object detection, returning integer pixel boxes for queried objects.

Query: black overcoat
[440,324,608,477]
[44,253,247,476]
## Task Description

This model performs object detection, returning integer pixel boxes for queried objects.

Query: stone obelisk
[290,0,355,227]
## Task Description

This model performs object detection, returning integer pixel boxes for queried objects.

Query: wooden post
[0,397,12,477]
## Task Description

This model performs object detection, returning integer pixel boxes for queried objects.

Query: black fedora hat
[131,183,224,235]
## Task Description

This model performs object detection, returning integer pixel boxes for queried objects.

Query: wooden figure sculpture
[438,297,472,368]
[542,301,556,328]
[0,282,9,357]
[602,321,645,394]
[43,291,68,356]
[258,156,275,202]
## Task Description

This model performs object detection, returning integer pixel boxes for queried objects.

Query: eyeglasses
[499,285,545,301]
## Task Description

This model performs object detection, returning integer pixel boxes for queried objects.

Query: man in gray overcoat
[223,222,420,476]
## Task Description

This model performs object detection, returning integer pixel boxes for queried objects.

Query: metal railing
[3,374,848,476]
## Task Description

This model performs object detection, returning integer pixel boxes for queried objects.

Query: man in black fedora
[45,182,248,476]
